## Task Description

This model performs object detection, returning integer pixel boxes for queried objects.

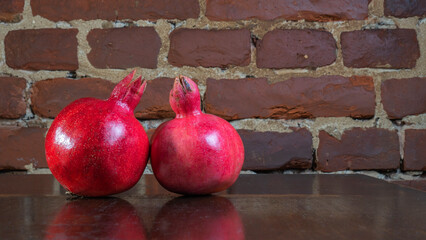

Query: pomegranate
[150,76,244,195]
[45,71,149,197]
[151,196,244,240]
[46,198,146,240]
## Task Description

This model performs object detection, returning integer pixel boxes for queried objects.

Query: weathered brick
[317,128,400,172]
[381,77,426,119]
[168,29,251,68]
[341,29,420,68]
[404,129,426,171]
[31,77,176,119]
[135,78,175,119]
[0,127,48,170]
[31,0,199,21]
[31,78,115,118]
[238,129,313,171]
[0,0,24,22]
[204,76,375,120]
[384,0,426,17]
[87,27,161,69]
[0,77,26,119]
[206,0,369,21]
[257,29,336,69]
[5,29,78,71]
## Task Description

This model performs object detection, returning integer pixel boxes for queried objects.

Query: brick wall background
[0,0,425,189]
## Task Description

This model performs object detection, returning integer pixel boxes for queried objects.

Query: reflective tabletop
[0,174,425,240]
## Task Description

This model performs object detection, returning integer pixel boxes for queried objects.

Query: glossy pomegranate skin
[150,76,244,195]
[45,71,149,197]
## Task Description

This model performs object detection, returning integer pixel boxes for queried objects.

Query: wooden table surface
[0,174,425,240]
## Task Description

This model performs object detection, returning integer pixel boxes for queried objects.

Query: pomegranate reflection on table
[45,198,146,240]
[150,76,245,195]
[152,196,244,239]
[45,71,150,197]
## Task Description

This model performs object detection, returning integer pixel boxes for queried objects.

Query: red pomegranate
[45,71,149,197]
[150,76,244,195]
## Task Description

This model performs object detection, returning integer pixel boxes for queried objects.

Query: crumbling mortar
[368,0,385,18]
[1,0,424,85]
[284,169,424,181]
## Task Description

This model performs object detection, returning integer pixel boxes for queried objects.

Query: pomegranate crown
[109,70,147,110]
[169,75,201,118]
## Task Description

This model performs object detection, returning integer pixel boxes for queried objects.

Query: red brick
[0,0,24,22]
[168,29,251,68]
[0,127,48,170]
[238,129,313,171]
[31,0,199,21]
[135,78,175,119]
[317,128,400,172]
[31,77,176,119]
[341,29,420,69]
[206,0,369,21]
[204,76,375,120]
[31,78,115,118]
[385,0,426,17]
[391,179,426,192]
[257,29,336,69]
[87,27,161,69]
[0,77,26,119]
[404,129,426,171]
[5,29,78,71]
[381,77,426,119]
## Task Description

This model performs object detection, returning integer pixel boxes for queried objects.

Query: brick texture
[0,127,48,170]
[87,27,161,69]
[135,78,175,119]
[31,0,200,21]
[0,0,24,22]
[168,29,251,67]
[0,0,424,176]
[0,77,27,119]
[257,29,336,69]
[204,76,375,120]
[381,77,426,119]
[5,29,78,71]
[341,29,420,68]
[238,129,313,171]
[404,129,426,171]
[31,78,115,118]
[384,0,426,17]
[206,0,369,21]
[31,77,176,119]
[317,128,400,172]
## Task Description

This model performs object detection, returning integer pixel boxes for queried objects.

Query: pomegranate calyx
[109,70,147,110]
[170,75,201,118]
[178,75,192,93]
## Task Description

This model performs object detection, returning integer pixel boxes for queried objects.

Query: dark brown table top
[0,174,425,240]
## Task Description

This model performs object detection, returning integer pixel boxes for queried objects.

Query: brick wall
[0,0,425,188]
